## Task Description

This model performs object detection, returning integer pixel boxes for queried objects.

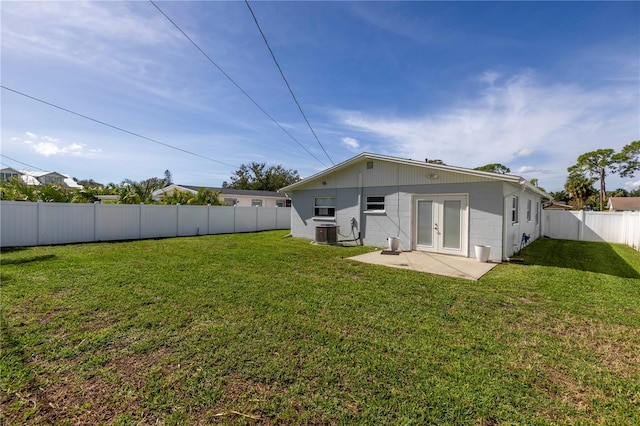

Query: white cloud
[338,70,639,191]
[516,166,536,173]
[24,134,102,158]
[513,148,533,157]
[479,71,501,86]
[625,179,640,189]
[341,137,361,150]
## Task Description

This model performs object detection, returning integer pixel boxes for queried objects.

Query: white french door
[415,195,468,256]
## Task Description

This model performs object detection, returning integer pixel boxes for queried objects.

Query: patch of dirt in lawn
[3,349,172,425]
[545,320,640,379]
[506,315,638,422]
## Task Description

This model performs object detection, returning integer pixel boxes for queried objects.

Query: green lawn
[1,232,639,425]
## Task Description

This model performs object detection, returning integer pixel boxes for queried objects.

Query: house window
[41,175,63,185]
[224,198,237,206]
[251,199,263,207]
[511,196,519,224]
[526,199,532,222]
[314,196,336,217]
[365,195,385,212]
[276,201,285,207]
[0,172,18,180]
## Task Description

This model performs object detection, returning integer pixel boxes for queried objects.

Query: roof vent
[367,161,373,169]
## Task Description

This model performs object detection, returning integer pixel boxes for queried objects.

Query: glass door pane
[417,200,433,247]
[442,200,461,249]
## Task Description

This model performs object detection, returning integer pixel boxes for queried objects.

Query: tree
[164,169,173,186]
[564,172,597,210]
[608,188,630,198]
[548,190,570,203]
[75,178,105,189]
[568,149,618,212]
[567,142,640,211]
[117,176,167,204]
[615,140,640,178]
[160,187,223,206]
[474,163,511,174]
[223,162,300,192]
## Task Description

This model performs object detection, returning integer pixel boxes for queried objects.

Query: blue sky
[1,1,639,192]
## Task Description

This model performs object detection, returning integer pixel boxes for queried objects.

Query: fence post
[207,204,211,235]
[139,203,143,240]
[94,201,98,242]
[578,210,585,241]
[36,200,42,246]
[176,204,180,237]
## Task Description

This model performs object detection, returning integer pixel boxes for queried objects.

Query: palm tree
[564,173,596,209]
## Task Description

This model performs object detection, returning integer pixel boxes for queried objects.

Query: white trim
[412,193,469,257]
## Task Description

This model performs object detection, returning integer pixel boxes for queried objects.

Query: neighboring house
[543,201,574,210]
[608,197,640,211]
[280,152,550,262]
[152,184,290,207]
[0,168,83,189]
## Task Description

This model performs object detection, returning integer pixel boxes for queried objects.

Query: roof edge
[280,152,550,199]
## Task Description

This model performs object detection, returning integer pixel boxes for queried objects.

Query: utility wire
[244,0,334,166]
[1,85,239,169]
[148,0,327,168]
[0,154,48,172]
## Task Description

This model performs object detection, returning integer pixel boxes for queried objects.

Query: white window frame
[511,196,519,224]
[224,198,237,206]
[251,199,263,207]
[314,196,336,218]
[526,199,532,222]
[364,195,385,213]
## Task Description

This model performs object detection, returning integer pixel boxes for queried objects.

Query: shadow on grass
[1,254,56,265]
[519,238,640,279]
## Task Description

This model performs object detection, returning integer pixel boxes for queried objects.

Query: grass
[1,231,639,425]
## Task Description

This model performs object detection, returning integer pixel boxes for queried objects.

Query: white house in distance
[280,152,550,262]
[152,184,290,207]
[0,167,83,189]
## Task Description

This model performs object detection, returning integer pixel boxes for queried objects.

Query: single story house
[543,201,574,210]
[0,167,83,189]
[152,184,290,207]
[280,152,550,262]
[608,197,640,211]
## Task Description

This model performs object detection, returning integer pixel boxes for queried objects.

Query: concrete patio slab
[348,250,499,280]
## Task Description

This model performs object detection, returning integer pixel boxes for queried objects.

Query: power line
[0,154,48,172]
[244,0,334,166]
[0,85,239,169]
[148,0,327,168]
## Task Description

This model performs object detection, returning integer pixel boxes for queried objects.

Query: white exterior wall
[286,158,551,261]
[288,181,507,261]
[503,183,543,258]
[0,201,290,247]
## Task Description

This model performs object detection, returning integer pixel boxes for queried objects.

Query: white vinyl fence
[0,201,291,248]
[543,210,640,251]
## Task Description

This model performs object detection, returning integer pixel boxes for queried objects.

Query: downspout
[502,179,526,260]
[358,171,364,245]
